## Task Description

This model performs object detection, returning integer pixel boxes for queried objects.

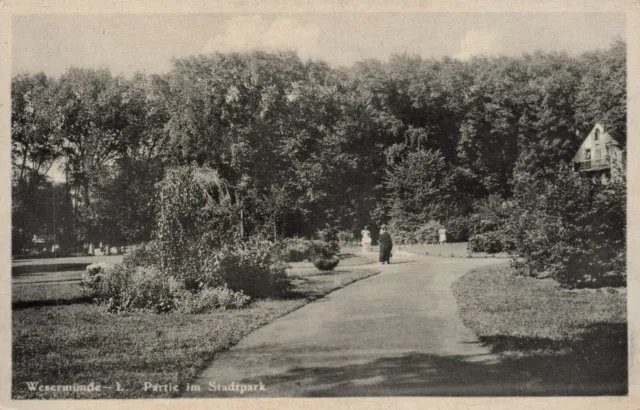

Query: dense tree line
[12,40,625,258]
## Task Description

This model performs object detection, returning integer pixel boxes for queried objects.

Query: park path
[184,252,543,397]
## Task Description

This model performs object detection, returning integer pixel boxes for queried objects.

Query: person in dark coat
[378,225,393,264]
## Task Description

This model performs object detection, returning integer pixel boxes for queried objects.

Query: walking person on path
[378,225,393,264]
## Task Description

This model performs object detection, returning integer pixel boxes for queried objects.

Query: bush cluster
[122,242,160,268]
[81,238,289,313]
[81,262,250,314]
[388,219,443,244]
[173,286,251,313]
[336,230,358,247]
[467,231,505,254]
[467,195,510,235]
[279,237,341,271]
[209,239,291,298]
[506,164,626,288]
[464,194,514,254]
[279,237,314,262]
[442,216,469,243]
[81,262,111,292]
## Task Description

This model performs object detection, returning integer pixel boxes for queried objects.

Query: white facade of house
[572,123,623,183]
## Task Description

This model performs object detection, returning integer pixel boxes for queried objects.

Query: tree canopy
[12,40,626,254]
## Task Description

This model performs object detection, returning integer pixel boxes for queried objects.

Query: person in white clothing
[438,227,447,245]
[361,226,372,253]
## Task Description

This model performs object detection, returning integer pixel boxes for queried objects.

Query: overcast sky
[13,13,625,77]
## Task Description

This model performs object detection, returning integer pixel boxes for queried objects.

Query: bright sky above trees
[13,13,624,77]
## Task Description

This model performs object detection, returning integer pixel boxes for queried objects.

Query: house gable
[573,123,623,182]
[573,123,621,163]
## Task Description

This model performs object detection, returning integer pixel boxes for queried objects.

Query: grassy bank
[13,262,379,399]
[452,263,627,392]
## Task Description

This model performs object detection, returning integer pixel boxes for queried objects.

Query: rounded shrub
[309,240,338,260]
[313,257,340,271]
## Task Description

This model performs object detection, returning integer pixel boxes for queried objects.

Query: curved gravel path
[183,252,554,397]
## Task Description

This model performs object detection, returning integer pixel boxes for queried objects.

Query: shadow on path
[219,325,626,397]
[228,323,626,397]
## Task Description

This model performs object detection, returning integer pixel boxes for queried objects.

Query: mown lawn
[12,264,379,399]
[452,263,627,392]
[13,281,88,305]
[398,242,510,258]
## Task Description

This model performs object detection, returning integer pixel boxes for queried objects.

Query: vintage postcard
[1,1,638,409]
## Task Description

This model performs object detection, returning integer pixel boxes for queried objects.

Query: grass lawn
[12,262,379,399]
[452,263,627,391]
[12,254,124,273]
[12,255,124,285]
[397,242,510,258]
[343,242,510,259]
[13,270,86,286]
[332,253,376,267]
[13,281,89,305]
[12,255,124,266]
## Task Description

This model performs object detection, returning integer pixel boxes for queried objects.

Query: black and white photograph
[3,3,635,406]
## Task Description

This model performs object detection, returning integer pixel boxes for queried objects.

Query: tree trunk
[83,180,91,208]
[273,218,277,241]
[19,149,29,185]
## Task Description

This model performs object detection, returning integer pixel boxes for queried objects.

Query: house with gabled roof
[572,123,624,183]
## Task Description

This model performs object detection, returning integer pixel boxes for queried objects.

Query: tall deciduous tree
[575,39,626,145]
[12,73,63,184]
[382,149,448,231]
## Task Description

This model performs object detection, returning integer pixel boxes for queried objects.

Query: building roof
[572,123,621,163]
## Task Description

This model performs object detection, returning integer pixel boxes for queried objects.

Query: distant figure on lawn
[361,226,372,253]
[378,225,393,264]
[438,227,447,245]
